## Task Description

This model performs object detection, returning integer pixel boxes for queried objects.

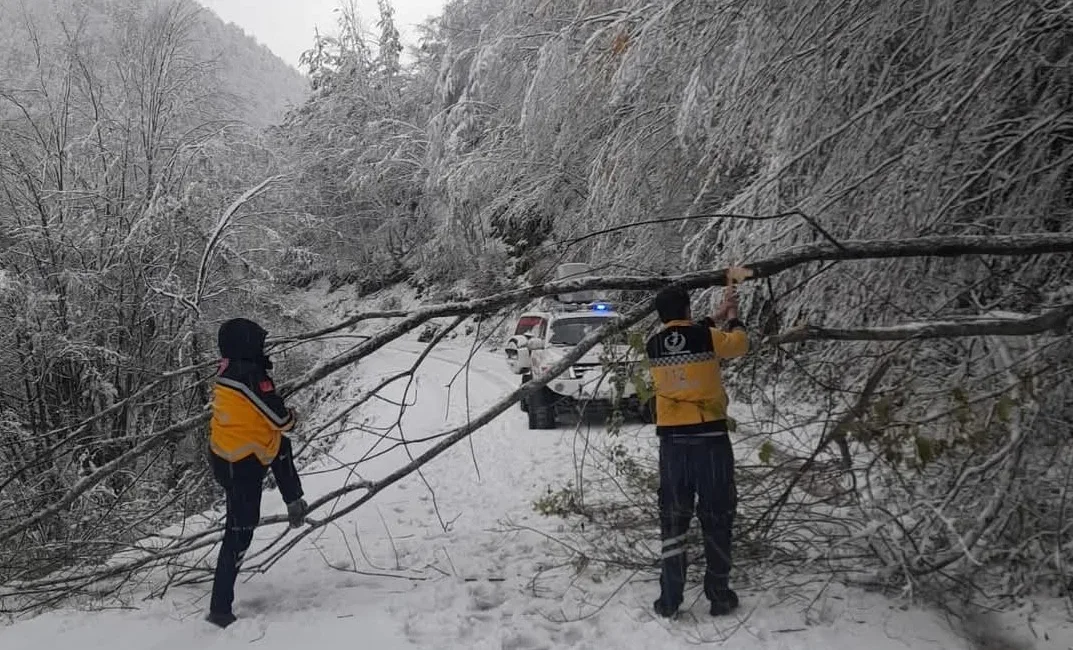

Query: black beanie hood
[217,318,270,365]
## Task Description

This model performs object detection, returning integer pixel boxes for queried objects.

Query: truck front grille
[570,363,603,379]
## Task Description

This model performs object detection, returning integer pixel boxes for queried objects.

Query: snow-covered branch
[194,175,283,305]
[4,231,1072,602]
[257,299,657,571]
[285,232,1073,396]
[769,304,1073,344]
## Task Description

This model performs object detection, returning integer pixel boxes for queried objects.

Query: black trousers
[209,436,303,615]
[656,435,736,608]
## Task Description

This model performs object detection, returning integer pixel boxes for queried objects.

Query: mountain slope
[0,0,308,127]
[192,5,310,127]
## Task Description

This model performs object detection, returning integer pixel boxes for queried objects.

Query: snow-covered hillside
[2,286,1068,650]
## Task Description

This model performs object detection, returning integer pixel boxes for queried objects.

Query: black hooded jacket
[218,318,273,369]
[210,318,295,464]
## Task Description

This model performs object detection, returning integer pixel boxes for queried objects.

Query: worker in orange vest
[206,318,308,628]
[646,270,750,618]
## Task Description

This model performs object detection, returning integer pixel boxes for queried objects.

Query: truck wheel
[527,388,557,430]
[520,374,531,412]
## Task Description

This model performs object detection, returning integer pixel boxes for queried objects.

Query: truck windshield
[549,317,610,346]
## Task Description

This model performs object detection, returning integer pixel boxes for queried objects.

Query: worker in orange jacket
[646,274,749,619]
[206,318,308,629]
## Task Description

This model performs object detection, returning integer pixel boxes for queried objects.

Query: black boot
[206,610,237,629]
[709,589,739,616]
[653,597,680,618]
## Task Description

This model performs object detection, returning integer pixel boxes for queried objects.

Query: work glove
[285,497,308,528]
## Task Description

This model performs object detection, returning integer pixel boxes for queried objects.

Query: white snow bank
[2,284,1069,649]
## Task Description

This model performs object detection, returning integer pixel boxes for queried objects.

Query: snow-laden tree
[377,0,403,79]
[280,0,437,292]
[0,0,299,577]
[380,0,1073,603]
[3,0,1067,612]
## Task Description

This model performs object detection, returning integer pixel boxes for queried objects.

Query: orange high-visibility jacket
[645,319,748,436]
[209,360,295,465]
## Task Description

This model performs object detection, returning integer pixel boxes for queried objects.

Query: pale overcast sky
[197,0,446,70]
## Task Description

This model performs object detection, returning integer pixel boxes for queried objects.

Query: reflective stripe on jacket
[645,319,748,436]
[209,361,295,465]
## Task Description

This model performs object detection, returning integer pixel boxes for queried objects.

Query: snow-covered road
[1,321,1059,649]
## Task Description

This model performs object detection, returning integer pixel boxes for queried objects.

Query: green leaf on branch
[995,394,1014,424]
[915,435,936,467]
[759,440,774,465]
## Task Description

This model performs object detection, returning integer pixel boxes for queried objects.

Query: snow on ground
[2,285,1069,649]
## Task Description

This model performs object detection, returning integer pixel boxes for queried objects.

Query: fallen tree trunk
[281,233,1073,396]
[3,231,1072,597]
[252,299,657,573]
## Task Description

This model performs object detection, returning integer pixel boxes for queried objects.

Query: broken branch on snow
[4,231,1073,600]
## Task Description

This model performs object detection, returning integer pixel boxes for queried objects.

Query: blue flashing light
[591,302,611,312]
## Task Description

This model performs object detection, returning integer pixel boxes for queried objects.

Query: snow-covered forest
[1,0,1071,647]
